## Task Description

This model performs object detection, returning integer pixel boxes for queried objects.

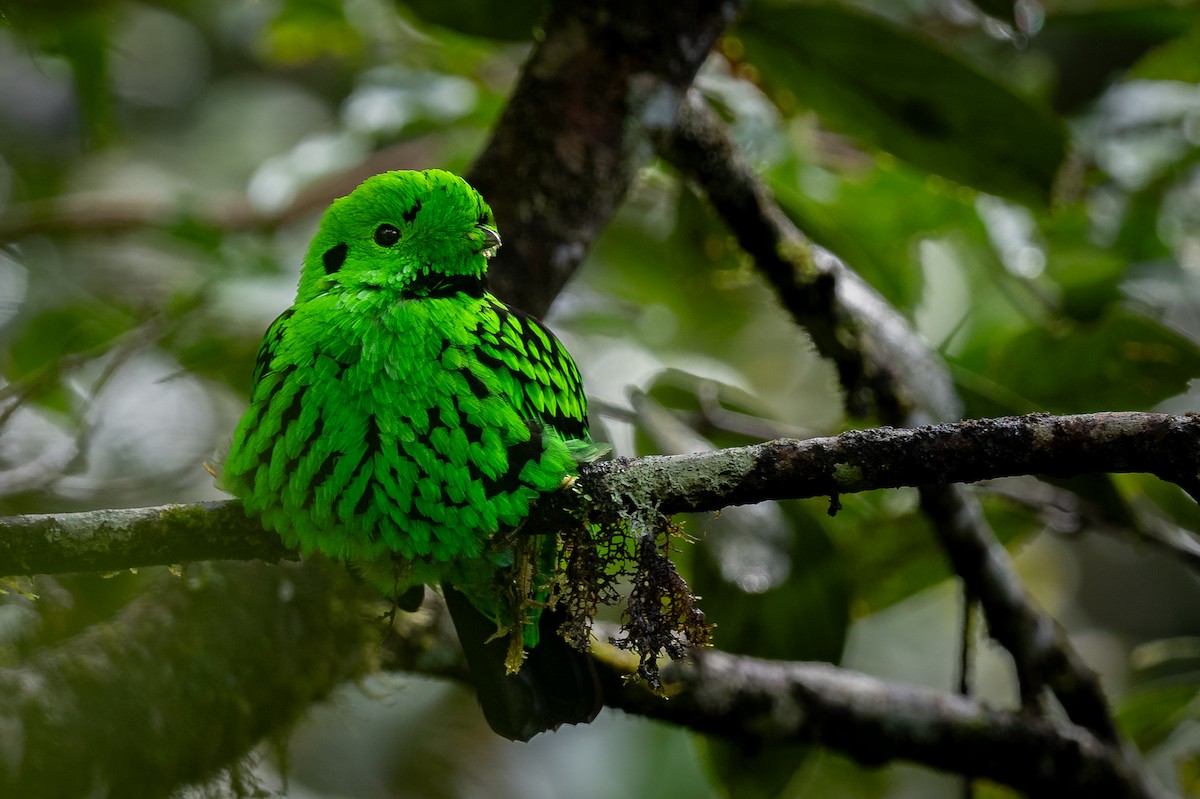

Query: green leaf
[970,308,1200,414]
[1118,682,1200,751]
[768,155,980,312]
[1128,17,1200,83]
[1045,244,1126,323]
[263,0,365,65]
[6,7,116,146]
[6,305,133,379]
[398,0,543,41]
[737,4,1067,205]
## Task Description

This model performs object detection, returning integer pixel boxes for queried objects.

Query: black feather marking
[364,414,382,458]
[279,389,304,429]
[462,369,489,400]
[312,454,338,496]
[440,483,470,509]
[402,199,422,223]
[323,243,348,274]
[482,422,544,497]
[462,419,485,445]
[476,349,504,370]
[354,482,374,517]
[348,415,383,508]
[255,430,275,471]
[495,302,590,439]
[259,364,298,415]
[412,426,436,453]
[402,273,486,300]
[292,417,326,505]
[253,310,295,384]
[409,504,439,526]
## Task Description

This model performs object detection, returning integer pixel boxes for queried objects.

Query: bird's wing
[250,307,296,386]
[474,296,589,440]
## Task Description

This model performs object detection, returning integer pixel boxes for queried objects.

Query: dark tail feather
[443,584,603,741]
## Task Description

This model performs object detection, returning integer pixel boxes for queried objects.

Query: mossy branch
[590,646,1167,799]
[2,411,1197,578]
[0,559,380,796]
[0,407,1190,791]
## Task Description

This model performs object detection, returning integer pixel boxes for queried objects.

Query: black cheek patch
[402,199,422,223]
[323,243,348,274]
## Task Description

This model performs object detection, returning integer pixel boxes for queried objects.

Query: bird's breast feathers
[227,290,576,566]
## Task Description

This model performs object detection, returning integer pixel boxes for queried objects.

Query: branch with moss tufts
[3,411,1197,579]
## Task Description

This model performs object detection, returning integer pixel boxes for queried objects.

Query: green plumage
[222,169,600,739]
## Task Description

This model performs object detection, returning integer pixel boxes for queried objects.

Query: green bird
[222,168,602,740]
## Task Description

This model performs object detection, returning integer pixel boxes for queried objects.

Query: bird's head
[297,169,500,303]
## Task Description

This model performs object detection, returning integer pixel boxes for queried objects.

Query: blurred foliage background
[2,0,1200,796]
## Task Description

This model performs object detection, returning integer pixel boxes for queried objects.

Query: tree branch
[392,615,1170,798]
[2,410,1190,791]
[657,90,1151,750]
[467,1,747,317]
[917,483,1123,743]
[658,89,962,424]
[0,559,380,796]
[590,411,1200,516]
[0,500,288,575]
[594,648,1166,799]
[1,561,1162,798]
[2,412,1196,577]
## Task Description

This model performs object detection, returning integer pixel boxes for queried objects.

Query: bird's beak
[478,225,502,257]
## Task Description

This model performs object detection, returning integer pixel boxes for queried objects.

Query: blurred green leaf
[738,4,1067,204]
[263,0,365,65]
[1118,681,1199,750]
[974,309,1200,413]
[1128,18,1200,82]
[5,305,133,379]
[1043,6,1197,39]
[398,0,543,41]
[3,6,115,146]
[1046,244,1126,322]
[769,156,981,312]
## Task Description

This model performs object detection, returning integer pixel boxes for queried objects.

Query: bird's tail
[443,583,603,741]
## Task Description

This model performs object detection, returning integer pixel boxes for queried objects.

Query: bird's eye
[374,224,401,247]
